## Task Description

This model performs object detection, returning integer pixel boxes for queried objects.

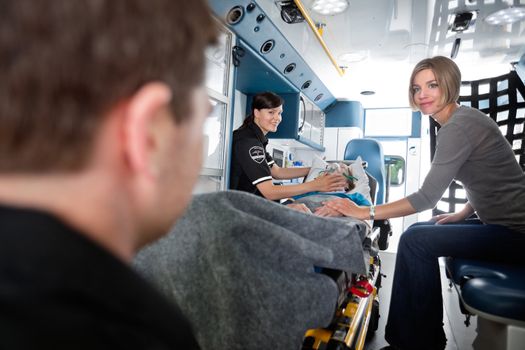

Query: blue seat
[343,138,386,205]
[446,258,525,324]
[446,257,509,285]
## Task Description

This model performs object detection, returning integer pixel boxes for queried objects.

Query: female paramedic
[229,91,347,201]
[317,56,525,350]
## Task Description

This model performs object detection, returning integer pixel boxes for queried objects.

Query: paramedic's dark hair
[240,92,284,128]
[0,0,217,172]
[408,56,461,111]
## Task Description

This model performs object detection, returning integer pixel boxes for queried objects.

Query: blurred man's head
[0,0,216,172]
[0,0,218,255]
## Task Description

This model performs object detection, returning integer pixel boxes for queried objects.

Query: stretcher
[301,171,392,350]
[302,262,380,349]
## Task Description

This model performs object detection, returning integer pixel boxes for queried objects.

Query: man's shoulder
[0,254,199,349]
[0,206,200,349]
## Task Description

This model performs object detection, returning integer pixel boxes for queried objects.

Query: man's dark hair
[0,0,217,172]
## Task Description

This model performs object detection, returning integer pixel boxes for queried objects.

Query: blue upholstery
[446,258,525,323]
[446,258,509,285]
[344,138,386,205]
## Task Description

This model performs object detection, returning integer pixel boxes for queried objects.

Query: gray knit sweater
[407,105,525,233]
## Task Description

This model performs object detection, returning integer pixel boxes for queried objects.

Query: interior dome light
[311,0,349,16]
[339,51,367,63]
[485,6,525,25]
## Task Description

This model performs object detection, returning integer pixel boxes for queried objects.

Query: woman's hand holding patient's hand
[314,204,343,217]
[323,198,364,218]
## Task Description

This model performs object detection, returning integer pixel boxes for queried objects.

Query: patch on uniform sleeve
[249,146,266,164]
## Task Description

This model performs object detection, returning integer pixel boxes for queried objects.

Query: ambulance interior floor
[365,252,477,350]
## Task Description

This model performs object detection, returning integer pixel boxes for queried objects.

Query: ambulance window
[364,108,412,137]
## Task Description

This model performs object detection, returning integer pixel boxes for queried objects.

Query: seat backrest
[344,138,386,205]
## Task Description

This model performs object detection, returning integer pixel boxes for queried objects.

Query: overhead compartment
[208,1,334,151]
[236,39,324,150]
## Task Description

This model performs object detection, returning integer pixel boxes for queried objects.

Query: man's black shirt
[0,205,200,349]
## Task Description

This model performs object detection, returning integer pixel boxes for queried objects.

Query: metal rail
[293,0,346,77]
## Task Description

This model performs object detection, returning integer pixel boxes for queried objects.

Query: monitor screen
[272,148,284,167]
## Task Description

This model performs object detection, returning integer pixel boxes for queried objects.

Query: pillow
[304,155,328,183]
[303,155,372,204]
[347,156,373,205]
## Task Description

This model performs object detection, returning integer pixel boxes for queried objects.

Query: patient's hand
[314,203,343,217]
[286,203,312,214]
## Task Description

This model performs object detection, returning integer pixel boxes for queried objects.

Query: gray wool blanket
[134,190,369,350]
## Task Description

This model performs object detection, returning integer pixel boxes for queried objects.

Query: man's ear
[123,82,172,179]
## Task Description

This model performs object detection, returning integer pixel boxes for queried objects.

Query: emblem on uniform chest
[249,146,265,164]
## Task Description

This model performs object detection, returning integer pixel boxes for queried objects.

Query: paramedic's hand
[314,204,343,217]
[286,203,312,214]
[323,198,362,218]
[313,173,347,193]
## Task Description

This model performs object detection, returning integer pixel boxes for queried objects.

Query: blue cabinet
[208,1,331,151]
[237,40,325,151]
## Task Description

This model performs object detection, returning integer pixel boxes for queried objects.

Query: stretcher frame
[302,221,386,350]
[300,165,390,350]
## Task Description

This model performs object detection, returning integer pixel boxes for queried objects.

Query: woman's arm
[270,164,310,180]
[321,197,417,220]
[256,173,347,201]
[407,123,472,212]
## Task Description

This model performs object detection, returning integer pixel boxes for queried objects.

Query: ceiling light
[339,51,367,63]
[311,0,349,16]
[485,6,525,25]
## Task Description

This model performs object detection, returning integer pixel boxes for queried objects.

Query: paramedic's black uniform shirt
[230,121,274,197]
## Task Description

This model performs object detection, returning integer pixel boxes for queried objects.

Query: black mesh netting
[430,70,525,215]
